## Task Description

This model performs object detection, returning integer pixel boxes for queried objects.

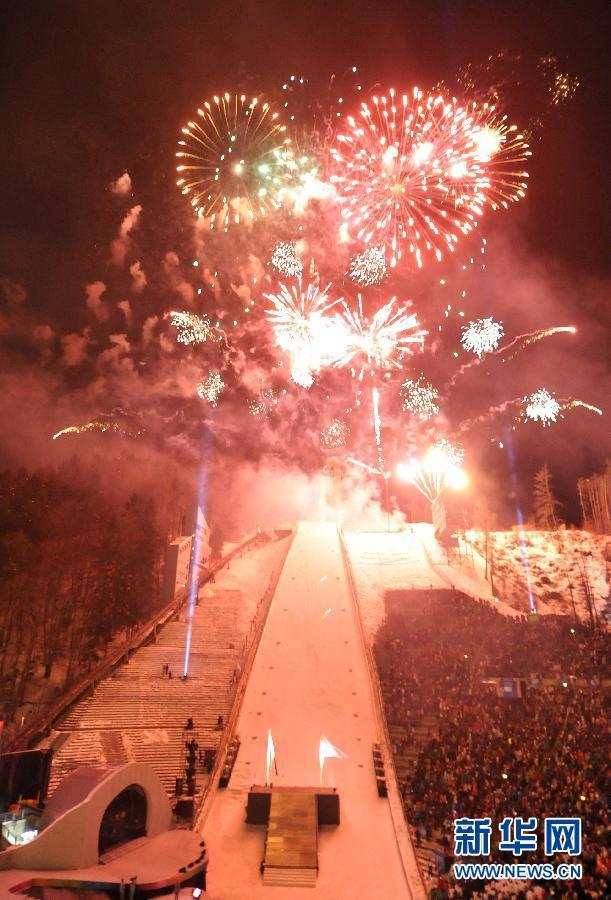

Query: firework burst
[522,388,560,426]
[290,367,315,389]
[170,310,212,345]
[401,375,440,420]
[432,435,465,466]
[320,418,351,448]
[450,324,577,385]
[397,440,467,502]
[335,294,426,374]
[348,246,388,286]
[461,317,504,357]
[264,279,343,382]
[270,241,304,278]
[520,392,602,427]
[176,93,302,229]
[197,371,225,406]
[329,87,529,268]
[248,385,280,417]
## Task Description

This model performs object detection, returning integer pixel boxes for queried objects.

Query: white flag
[266,729,276,785]
[319,735,347,784]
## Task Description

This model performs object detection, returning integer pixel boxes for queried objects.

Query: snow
[465,529,610,620]
[201,522,422,899]
[344,525,520,643]
[0,830,204,898]
[39,534,293,797]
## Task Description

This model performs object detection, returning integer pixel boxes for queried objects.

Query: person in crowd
[373,591,610,898]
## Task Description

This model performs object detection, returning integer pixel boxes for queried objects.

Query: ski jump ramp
[202,522,424,899]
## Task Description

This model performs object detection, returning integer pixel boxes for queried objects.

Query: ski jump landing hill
[202,522,425,900]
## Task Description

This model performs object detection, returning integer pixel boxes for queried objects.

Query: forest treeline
[0,456,189,726]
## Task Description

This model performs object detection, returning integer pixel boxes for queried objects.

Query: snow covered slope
[202,522,422,900]
[466,529,610,619]
[344,525,519,643]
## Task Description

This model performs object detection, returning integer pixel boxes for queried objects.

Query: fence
[194,529,295,830]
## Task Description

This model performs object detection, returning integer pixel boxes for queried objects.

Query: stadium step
[44,536,291,802]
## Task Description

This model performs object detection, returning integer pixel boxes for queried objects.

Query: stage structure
[246,786,340,887]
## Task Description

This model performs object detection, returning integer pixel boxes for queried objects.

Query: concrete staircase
[46,537,292,800]
[388,713,438,782]
[413,839,444,892]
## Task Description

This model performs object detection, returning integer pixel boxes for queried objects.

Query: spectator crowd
[374,591,610,898]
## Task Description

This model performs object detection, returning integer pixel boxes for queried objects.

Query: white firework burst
[264,279,342,383]
[171,311,211,345]
[320,418,351,448]
[401,375,440,420]
[335,295,426,373]
[248,385,279,416]
[432,436,465,467]
[196,371,224,406]
[523,388,560,426]
[270,241,303,278]
[461,317,504,357]
[348,246,387,287]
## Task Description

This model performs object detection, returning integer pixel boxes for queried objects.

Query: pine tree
[533,464,562,530]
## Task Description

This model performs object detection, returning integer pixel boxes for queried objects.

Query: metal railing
[194,529,295,831]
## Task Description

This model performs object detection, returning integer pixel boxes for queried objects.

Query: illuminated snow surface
[202,521,423,899]
[466,529,610,619]
[344,524,520,640]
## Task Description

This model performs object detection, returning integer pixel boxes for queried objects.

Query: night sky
[0,0,609,525]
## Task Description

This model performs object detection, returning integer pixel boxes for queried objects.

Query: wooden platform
[246,785,340,826]
[262,791,318,887]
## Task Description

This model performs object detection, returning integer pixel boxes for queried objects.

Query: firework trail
[53,421,121,440]
[347,456,384,476]
[372,387,382,449]
[371,385,388,474]
[458,397,522,432]
[459,390,602,432]
[502,325,576,360]
[560,399,603,416]
[52,420,143,440]
[449,325,577,385]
